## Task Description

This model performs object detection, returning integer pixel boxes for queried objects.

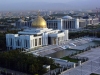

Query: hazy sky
[0,0,100,11]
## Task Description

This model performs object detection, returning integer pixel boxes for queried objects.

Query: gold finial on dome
[31,11,47,28]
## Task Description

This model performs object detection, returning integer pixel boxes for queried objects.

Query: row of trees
[90,73,99,75]
[0,30,59,75]
[0,50,59,75]
[0,18,19,23]
[0,32,6,51]
[0,30,19,51]
[69,31,100,39]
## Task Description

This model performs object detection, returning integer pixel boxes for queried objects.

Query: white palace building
[6,15,68,50]
[47,16,100,30]
[16,15,99,30]
[47,16,79,30]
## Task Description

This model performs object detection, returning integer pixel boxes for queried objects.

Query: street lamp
[81,66,82,75]
[91,61,93,72]
[69,72,70,75]
[99,57,100,66]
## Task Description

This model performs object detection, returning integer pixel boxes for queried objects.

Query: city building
[6,15,68,50]
[16,19,33,28]
[79,18,99,27]
[16,15,100,30]
[47,16,79,30]
[47,16,100,30]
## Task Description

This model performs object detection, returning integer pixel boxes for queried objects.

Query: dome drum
[62,16,73,19]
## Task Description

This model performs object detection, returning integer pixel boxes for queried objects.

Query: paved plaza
[27,37,94,56]
[60,47,100,75]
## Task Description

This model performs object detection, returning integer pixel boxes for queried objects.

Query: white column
[37,38,39,46]
[58,19,62,30]
[78,61,82,66]
[75,19,79,29]
[41,38,42,46]
[56,37,58,45]
[33,39,34,48]
[32,39,35,48]
[74,63,76,68]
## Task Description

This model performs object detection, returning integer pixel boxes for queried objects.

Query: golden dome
[32,16,47,28]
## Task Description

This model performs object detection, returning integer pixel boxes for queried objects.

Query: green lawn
[61,56,78,63]
[93,40,100,43]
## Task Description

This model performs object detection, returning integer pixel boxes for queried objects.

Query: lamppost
[69,72,70,75]
[49,69,51,75]
[91,61,93,72]
[99,57,100,66]
[81,66,82,75]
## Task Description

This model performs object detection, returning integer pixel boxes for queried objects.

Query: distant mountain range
[0,0,100,11]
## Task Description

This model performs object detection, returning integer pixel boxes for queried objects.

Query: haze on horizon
[0,0,100,11]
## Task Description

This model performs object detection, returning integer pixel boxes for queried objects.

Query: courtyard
[60,47,100,75]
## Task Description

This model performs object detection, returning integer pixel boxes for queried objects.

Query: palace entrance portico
[48,33,65,45]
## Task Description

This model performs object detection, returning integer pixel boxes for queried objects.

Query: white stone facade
[47,16,80,30]
[6,28,68,50]
[16,16,100,30]
[47,16,100,30]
